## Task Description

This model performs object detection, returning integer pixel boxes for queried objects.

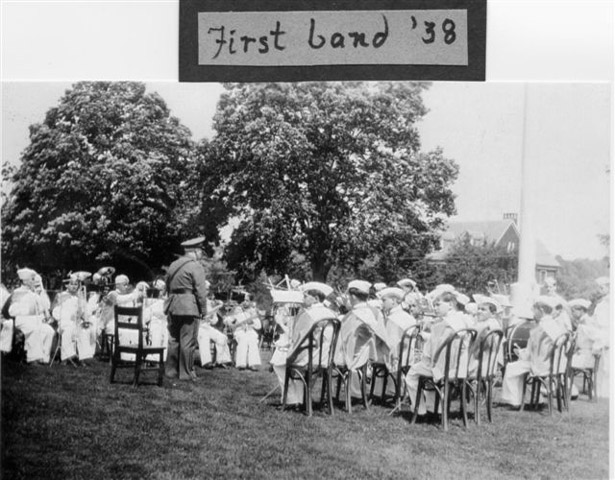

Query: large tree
[198,82,458,282]
[2,82,196,280]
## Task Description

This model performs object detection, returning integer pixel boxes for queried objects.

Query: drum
[504,320,535,363]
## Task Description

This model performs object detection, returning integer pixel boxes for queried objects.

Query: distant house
[428,214,560,283]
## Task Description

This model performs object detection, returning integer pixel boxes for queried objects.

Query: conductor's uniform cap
[181,236,206,251]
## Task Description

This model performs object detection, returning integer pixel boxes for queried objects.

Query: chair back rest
[549,331,574,376]
[114,306,145,349]
[288,317,341,370]
[476,329,504,381]
[504,321,532,363]
[435,328,477,382]
[398,325,422,372]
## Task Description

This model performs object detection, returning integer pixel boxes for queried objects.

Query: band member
[592,277,610,398]
[335,280,391,399]
[165,236,209,382]
[500,296,567,408]
[197,293,231,368]
[3,268,54,364]
[403,290,470,416]
[272,282,336,405]
[52,273,97,365]
[226,303,262,370]
[142,279,169,361]
[381,287,417,369]
[0,283,13,353]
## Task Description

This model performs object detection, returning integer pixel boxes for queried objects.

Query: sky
[1,81,611,261]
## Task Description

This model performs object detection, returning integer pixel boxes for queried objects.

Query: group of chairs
[278,317,597,430]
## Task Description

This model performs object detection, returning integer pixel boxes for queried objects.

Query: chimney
[503,213,518,224]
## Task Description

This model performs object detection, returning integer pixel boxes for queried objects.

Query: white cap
[473,294,501,312]
[115,274,129,285]
[397,278,417,289]
[373,282,387,292]
[347,280,371,295]
[301,281,334,297]
[17,268,37,281]
[568,298,591,310]
[289,279,302,289]
[378,287,405,301]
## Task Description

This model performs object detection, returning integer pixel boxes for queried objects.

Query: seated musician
[97,274,141,337]
[225,303,261,370]
[371,287,417,396]
[500,296,567,408]
[0,283,14,354]
[142,279,170,361]
[272,282,337,406]
[52,273,97,366]
[403,291,470,416]
[568,298,600,398]
[468,296,502,377]
[334,280,391,399]
[382,287,417,365]
[197,293,231,368]
[4,268,55,365]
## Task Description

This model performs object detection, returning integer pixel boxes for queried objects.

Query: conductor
[164,236,208,381]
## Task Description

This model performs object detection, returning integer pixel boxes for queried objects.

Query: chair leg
[305,374,313,417]
[381,372,388,403]
[486,380,493,423]
[369,366,377,400]
[519,375,528,411]
[460,381,468,428]
[411,378,423,425]
[133,353,141,387]
[474,381,481,426]
[158,352,164,386]
[546,379,553,415]
[345,373,352,414]
[442,383,449,431]
[360,366,369,410]
[282,369,291,409]
[325,371,334,415]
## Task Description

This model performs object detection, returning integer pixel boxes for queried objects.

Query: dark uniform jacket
[164,256,208,317]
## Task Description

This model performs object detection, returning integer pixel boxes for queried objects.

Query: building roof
[535,238,561,268]
[444,220,519,245]
[428,218,560,269]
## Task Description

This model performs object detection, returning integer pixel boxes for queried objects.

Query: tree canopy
[2,82,196,280]
[434,236,518,295]
[198,82,458,283]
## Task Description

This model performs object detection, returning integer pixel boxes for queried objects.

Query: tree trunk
[310,256,330,283]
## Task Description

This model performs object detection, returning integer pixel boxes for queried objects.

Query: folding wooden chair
[109,306,165,386]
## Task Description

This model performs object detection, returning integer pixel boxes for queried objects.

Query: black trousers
[166,315,199,380]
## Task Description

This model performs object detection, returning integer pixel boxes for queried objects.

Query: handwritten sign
[180,0,486,82]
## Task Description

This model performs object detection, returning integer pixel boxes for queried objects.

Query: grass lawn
[1,350,611,480]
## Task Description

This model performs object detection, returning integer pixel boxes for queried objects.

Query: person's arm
[191,263,208,317]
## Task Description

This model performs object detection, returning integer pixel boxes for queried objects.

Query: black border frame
[179,0,486,82]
